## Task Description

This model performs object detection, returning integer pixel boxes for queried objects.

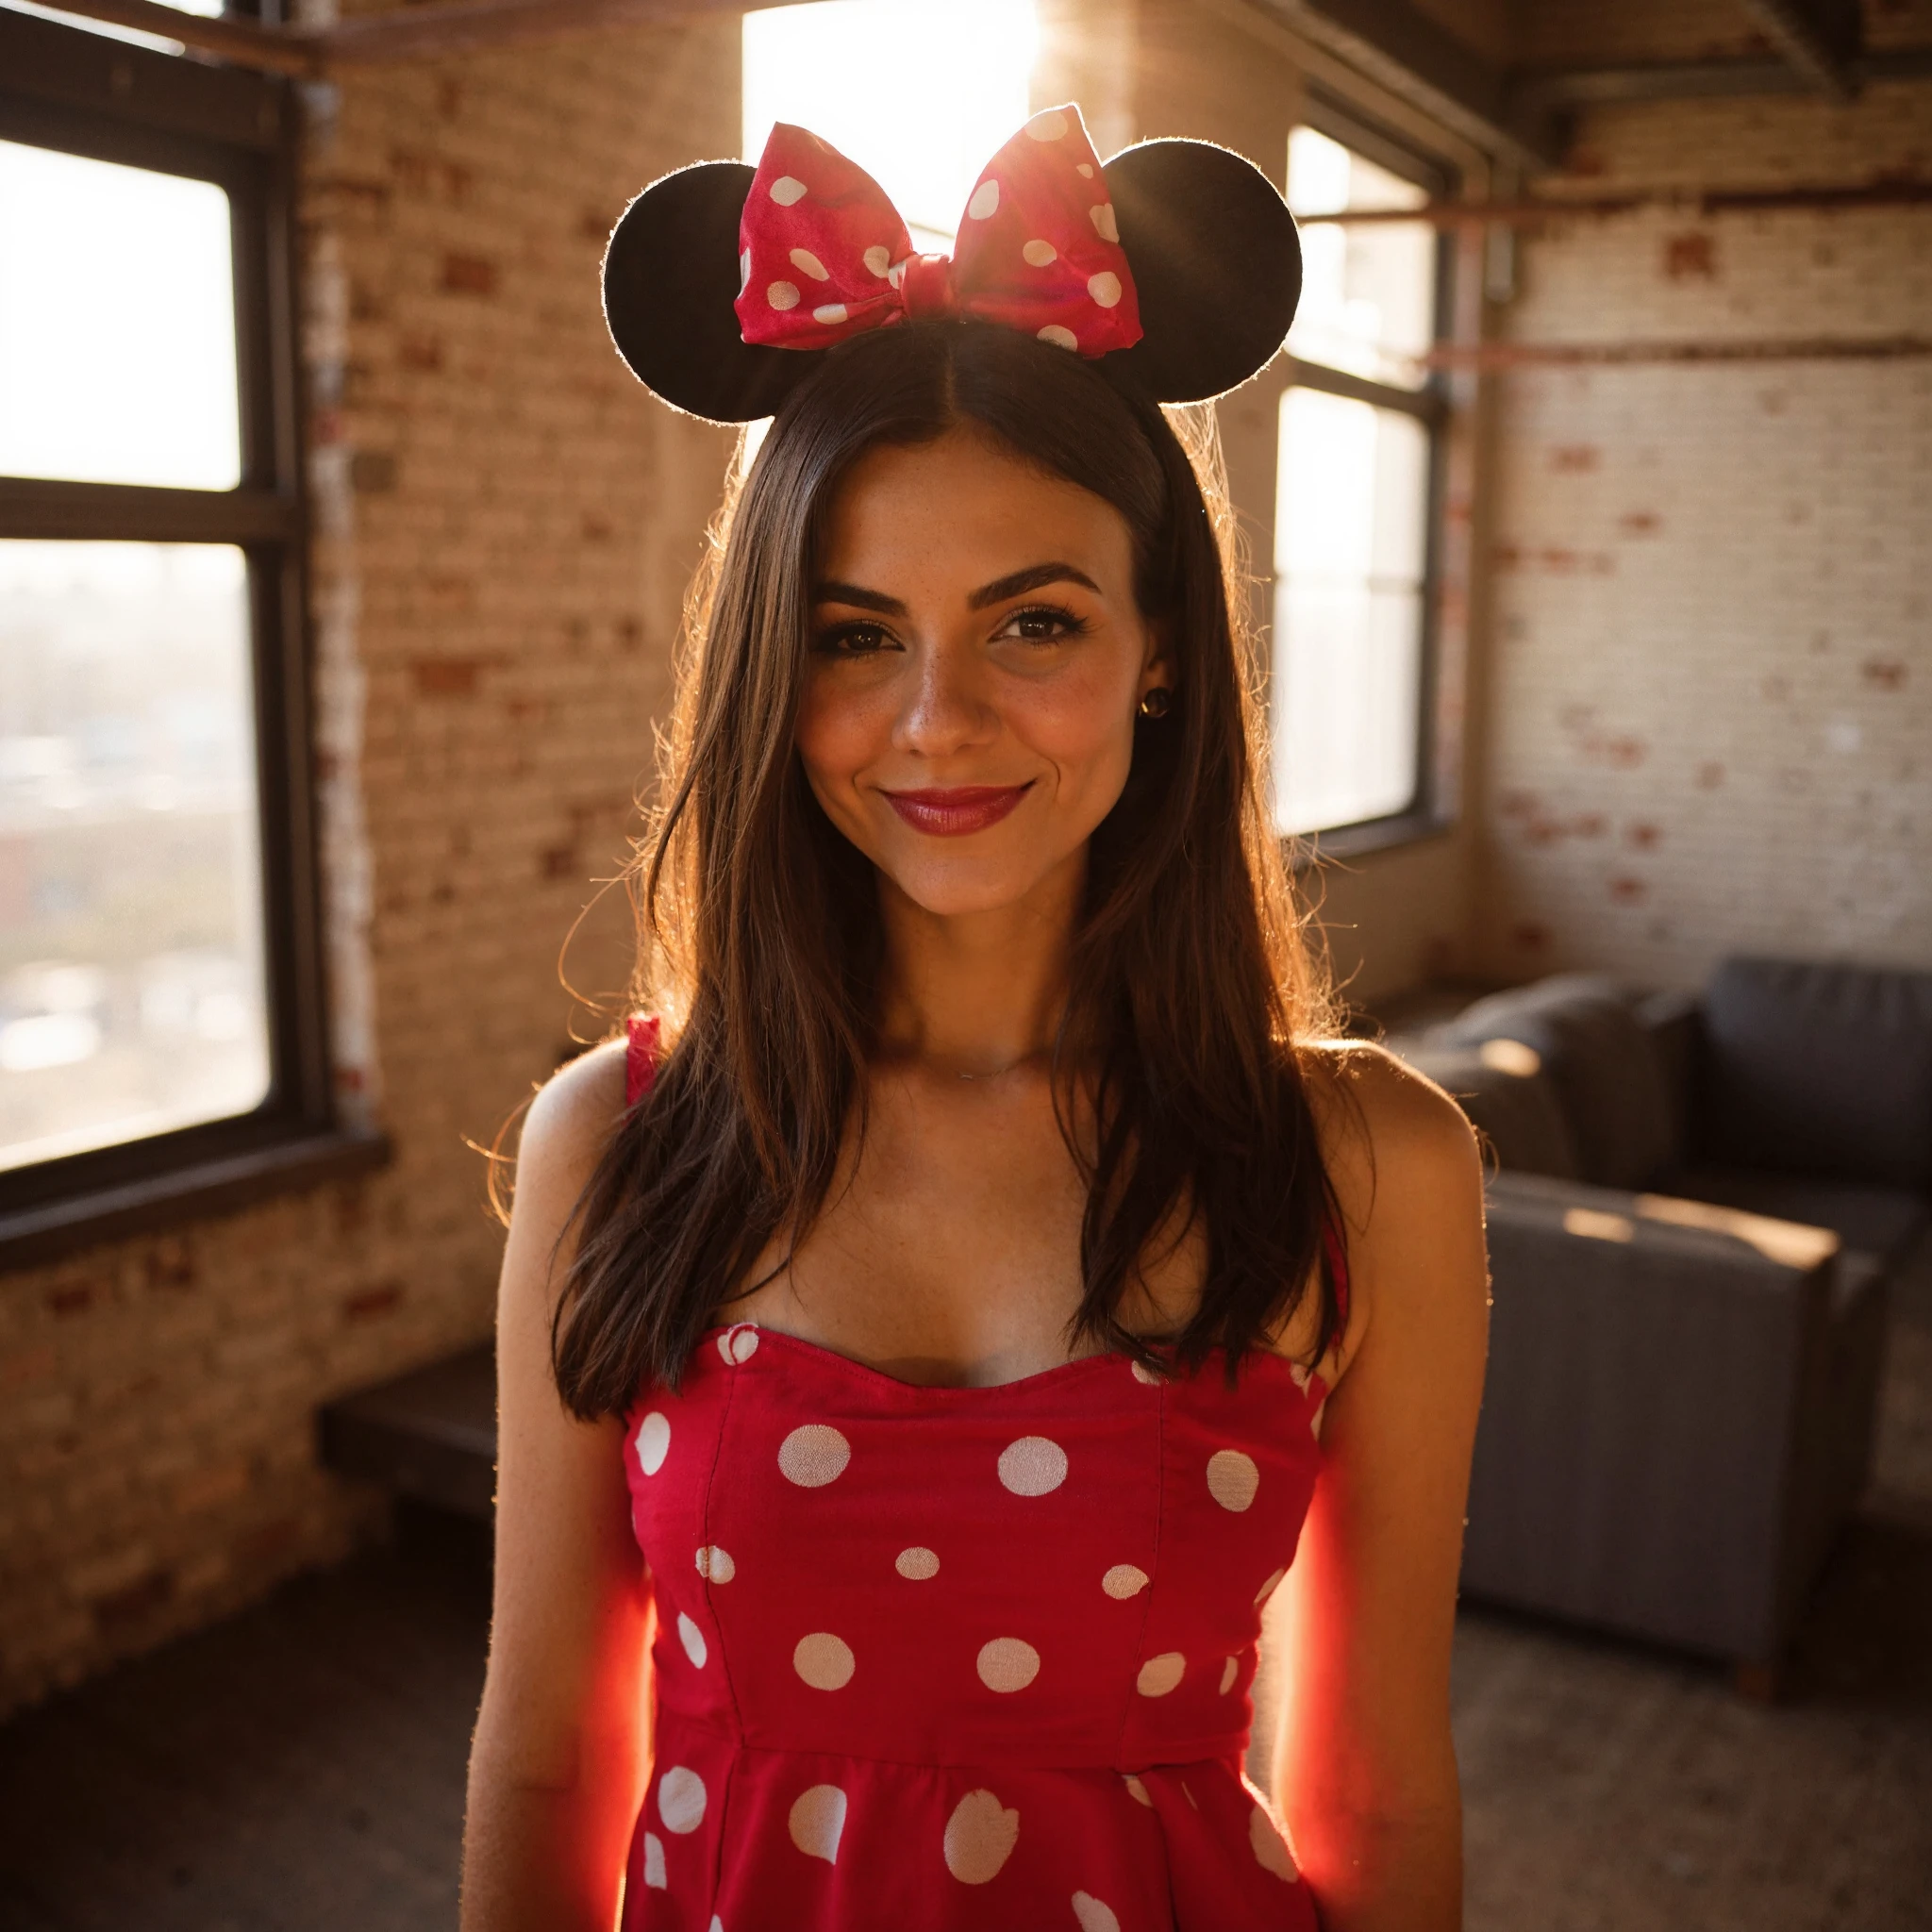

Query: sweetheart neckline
[699,1319,1326,1403]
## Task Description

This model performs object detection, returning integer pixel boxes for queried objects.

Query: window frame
[0,6,384,1268]
[1274,90,1457,860]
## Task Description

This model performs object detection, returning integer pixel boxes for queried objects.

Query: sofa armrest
[1469,1173,1838,1660]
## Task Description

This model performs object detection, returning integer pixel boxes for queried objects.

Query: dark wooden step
[319,1343,496,1522]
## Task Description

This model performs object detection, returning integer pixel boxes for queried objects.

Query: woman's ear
[1137,623,1173,707]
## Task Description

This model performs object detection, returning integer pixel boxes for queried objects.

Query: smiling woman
[463,119,1488,1932]
[800,435,1164,916]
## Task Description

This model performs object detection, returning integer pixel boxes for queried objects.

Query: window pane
[0,140,241,490]
[1286,126,1435,391]
[1272,389,1428,834]
[0,541,269,1169]
[743,1,1038,252]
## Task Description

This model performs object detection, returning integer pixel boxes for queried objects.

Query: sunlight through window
[742,0,1039,253]
[0,139,240,490]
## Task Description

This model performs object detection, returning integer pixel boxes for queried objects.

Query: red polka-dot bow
[735,105,1143,360]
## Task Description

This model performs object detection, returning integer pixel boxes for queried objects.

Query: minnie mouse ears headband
[603,103,1302,425]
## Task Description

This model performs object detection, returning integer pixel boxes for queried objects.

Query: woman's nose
[892,641,995,757]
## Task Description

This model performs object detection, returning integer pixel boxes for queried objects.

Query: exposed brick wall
[0,14,739,1717]
[1477,81,1932,987]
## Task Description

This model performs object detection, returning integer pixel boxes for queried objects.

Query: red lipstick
[881,784,1031,837]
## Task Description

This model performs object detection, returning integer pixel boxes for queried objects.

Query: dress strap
[625,1015,662,1108]
[1322,1215,1351,1332]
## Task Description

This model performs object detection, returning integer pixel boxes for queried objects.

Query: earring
[1139,687,1172,719]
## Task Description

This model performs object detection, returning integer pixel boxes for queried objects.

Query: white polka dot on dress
[1090,203,1120,243]
[658,1765,707,1834]
[1076,162,1094,177]
[696,1544,735,1584]
[998,1436,1067,1495]
[813,304,849,325]
[967,178,1001,221]
[769,175,807,206]
[718,1324,759,1366]
[1123,1773,1152,1807]
[1207,1447,1260,1511]
[1022,239,1058,267]
[1136,1652,1185,1697]
[1024,108,1070,141]
[1129,1358,1162,1384]
[943,1790,1019,1883]
[1037,325,1078,352]
[1254,1564,1287,1604]
[767,281,800,312]
[1087,271,1124,309]
[779,1424,850,1487]
[789,1784,847,1862]
[975,1637,1041,1692]
[789,247,829,280]
[1073,1891,1121,1932]
[642,1830,667,1888]
[1101,1564,1149,1600]
[1220,1655,1239,1695]
[863,243,891,276]
[793,1631,856,1690]
[896,1546,940,1580]
[676,1611,707,1668]
[634,1412,670,1476]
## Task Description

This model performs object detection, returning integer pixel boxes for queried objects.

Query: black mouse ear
[602,159,811,425]
[1101,139,1303,405]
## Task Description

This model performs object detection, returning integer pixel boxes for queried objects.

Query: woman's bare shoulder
[1295,1039,1485,1381]
[1300,1037,1480,1222]
[515,1038,633,1209]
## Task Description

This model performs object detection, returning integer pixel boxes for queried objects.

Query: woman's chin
[874,855,1074,924]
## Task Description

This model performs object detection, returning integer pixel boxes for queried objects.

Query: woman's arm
[462,1042,654,1932]
[1272,1046,1490,1931]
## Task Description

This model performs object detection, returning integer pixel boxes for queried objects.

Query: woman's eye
[814,622,898,657]
[998,604,1087,644]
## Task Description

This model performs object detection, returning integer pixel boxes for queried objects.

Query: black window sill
[1289,809,1457,867]
[0,1128,392,1274]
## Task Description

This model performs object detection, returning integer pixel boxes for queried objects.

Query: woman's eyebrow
[812,562,1103,616]
[813,580,906,615]
[968,562,1102,609]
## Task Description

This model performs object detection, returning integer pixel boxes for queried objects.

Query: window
[1273,120,1448,842]
[742,0,1039,251]
[0,6,369,1257]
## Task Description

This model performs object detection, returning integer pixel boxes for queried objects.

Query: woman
[462,108,1487,1932]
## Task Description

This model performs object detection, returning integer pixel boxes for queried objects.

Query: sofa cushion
[1701,956,1932,1191]
[1439,977,1678,1189]
[1390,1041,1581,1180]
[1664,1165,1928,1269]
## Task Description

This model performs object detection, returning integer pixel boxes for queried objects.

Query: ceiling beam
[1507,44,1931,119]
[321,0,740,67]
[1300,175,1932,226]
[22,0,322,75]
[1246,0,1557,165]
[1732,0,1861,98]
[20,0,805,75]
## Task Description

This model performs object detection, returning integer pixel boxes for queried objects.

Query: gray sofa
[1392,957,1930,1685]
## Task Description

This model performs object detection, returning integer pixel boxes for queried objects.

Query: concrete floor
[3,1245,1927,1931]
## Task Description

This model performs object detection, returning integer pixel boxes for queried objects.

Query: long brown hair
[552,320,1340,1415]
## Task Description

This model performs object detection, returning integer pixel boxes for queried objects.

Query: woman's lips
[880,784,1032,837]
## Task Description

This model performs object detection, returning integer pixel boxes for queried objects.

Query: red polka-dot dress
[618,1021,1331,1931]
